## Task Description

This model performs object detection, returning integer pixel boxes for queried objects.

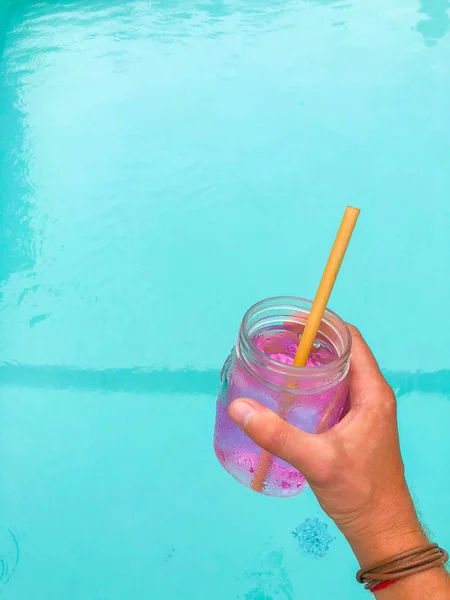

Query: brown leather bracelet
[356,544,449,590]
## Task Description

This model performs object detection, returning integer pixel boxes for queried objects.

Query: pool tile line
[0,363,449,397]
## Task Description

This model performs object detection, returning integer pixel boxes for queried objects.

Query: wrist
[350,523,428,568]
[340,486,428,566]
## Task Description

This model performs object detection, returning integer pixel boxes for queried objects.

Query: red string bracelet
[371,580,397,593]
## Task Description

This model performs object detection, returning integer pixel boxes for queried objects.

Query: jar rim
[240,296,352,380]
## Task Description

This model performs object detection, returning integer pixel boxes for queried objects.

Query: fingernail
[229,400,256,428]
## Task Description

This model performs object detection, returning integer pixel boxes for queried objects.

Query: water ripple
[0,530,20,591]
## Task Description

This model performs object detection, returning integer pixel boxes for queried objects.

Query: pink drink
[213,297,351,498]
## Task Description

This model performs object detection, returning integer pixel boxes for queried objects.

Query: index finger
[347,324,392,407]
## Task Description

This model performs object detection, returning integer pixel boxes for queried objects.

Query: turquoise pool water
[1,0,449,597]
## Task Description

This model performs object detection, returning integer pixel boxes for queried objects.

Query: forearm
[341,487,450,599]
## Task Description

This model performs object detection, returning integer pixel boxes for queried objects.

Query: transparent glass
[213,297,352,498]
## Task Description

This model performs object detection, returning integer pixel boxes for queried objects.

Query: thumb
[228,398,329,482]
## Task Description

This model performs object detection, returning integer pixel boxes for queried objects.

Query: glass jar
[213,296,352,498]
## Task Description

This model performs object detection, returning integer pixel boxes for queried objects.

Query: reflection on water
[0,6,35,283]
[0,0,337,286]
[416,0,450,46]
[1,0,450,375]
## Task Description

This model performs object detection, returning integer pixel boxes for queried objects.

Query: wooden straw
[251,206,360,493]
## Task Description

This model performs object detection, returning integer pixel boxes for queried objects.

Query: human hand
[228,325,427,566]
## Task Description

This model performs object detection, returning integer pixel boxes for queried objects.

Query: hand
[228,325,427,566]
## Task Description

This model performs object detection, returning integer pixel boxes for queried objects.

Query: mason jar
[213,296,352,498]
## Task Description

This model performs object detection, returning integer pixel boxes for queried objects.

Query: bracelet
[356,543,449,591]
[371,580,397,593]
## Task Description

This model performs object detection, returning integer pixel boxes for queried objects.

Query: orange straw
[251,205,360,493]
